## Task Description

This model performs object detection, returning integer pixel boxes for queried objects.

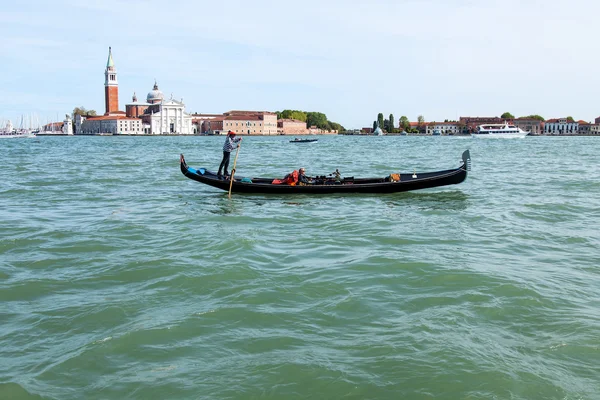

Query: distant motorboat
[472,123,528,138]
[290,138,318,143]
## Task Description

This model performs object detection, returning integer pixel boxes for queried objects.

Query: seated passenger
[272,170,299,185]
[298,168,312,185]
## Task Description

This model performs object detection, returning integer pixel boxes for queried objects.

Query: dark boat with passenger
[180,150,470,194]
[290,138,318,143]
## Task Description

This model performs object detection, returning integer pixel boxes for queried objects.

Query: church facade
[80,47,193,135]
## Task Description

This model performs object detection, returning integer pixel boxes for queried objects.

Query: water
[1,135,599,399]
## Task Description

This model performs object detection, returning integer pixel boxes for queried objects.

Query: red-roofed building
[202,117,224,133]
[426,121,460,135]
[221,111,278,135]
[543,118,579,135]
[409,121,428,134]
[577,120,590,135]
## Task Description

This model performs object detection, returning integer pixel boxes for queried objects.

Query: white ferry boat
[472,123,529,138]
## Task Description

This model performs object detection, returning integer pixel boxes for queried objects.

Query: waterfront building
[595,116,600,124]
[223,111,278,135]
[577,121,591,135]
[514,118,543,135]
[277,119,308,135]
[42,121,64,132]
[426,122,460,135]
[140,93,193,135]
[544,118,579,135]
[590,124,600,135]
[202,117,224,134]
[191,113,223,134]
[80,115,143,135]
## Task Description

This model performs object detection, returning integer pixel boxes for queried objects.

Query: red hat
[228,130,236,136]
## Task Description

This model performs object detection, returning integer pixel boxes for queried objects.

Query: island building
[513,118,542,135]
[277,119,307,135]
[426,122,461,135]
[40,115,73,135]
[191,110,279,135]
[543,118,579,135]
[78,47,192,135]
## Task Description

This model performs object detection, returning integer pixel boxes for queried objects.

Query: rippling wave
[1,136,599,399]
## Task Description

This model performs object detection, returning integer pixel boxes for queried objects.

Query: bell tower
[104,47,119,115]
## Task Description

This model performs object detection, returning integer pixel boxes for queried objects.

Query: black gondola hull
[180,151,470,194]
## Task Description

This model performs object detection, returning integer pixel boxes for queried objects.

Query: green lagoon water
[1,135,599,399]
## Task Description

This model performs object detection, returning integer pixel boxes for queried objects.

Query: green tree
[399,116,410,131]
[417,115,425,125]
[329,122,344,132]
[306,112,328,129]
[501,112,515,119]
[373,121,377,131]
[377,113,384,130]
[566,116,575,122]
[520,115,545,121]
[73,106,97,116]
[389,114,395,133]
[277,109,307,121]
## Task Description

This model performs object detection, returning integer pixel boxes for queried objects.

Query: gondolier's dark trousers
[218,151,231,175]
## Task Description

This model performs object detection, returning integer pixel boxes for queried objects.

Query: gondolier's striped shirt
[223,136,241,152]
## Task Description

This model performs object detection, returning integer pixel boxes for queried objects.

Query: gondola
[179,150,470,194]
[290,138,318,143]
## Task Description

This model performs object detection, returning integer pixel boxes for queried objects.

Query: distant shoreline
[34,133,600,137]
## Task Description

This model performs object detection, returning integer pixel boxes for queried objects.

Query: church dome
[147,81,164,104]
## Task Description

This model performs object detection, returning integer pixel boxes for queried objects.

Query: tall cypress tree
[377,113,384,130]
[389,114,395,133]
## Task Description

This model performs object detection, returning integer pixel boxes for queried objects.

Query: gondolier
[217,131,242,178]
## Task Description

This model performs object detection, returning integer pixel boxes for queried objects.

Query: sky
[1,0,599,129]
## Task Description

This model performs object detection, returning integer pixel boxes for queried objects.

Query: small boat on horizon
[472,123,528,138]
[290,138,318,143]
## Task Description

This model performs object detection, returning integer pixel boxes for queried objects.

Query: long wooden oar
[228,141,242,198]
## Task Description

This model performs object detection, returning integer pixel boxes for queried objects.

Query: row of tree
[276,110,344,132]
[373,113,423,133]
